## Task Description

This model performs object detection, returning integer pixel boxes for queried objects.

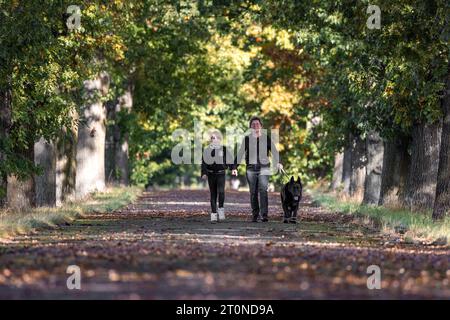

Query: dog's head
[287,176,302,201]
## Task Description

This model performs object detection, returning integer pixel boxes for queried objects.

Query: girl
[201,130,235,223]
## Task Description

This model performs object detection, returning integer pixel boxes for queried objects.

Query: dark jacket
[235,134,280,171]
[201,145,236,176]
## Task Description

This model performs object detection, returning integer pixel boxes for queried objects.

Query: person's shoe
[251,216,259,222]
[211,212,218,223]
[289,217,297,224]
[283,219,289,223]
[262,217,269,222]
[218,207,225,221]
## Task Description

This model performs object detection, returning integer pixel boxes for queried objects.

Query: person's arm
[224,146,236,170]
[232,136,246,175]
[269,135,282,169]
[235,136,247,168]
[201,149,207,178]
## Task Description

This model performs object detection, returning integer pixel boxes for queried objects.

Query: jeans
[246,168,269,219]
[207,174,225,213]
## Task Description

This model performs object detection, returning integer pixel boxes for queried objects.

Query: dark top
[235,134,280,171]
[201,145,236,176]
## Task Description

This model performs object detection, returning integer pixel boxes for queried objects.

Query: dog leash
[279,167,288,176]
[279,167,291,184]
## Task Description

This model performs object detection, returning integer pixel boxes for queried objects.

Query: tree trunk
[342,134,352,196]
[433,64,450,220]
[106,84,133,186]
[406,121,442,211]
[114,86,132,186]
[7,142,35,210]
[349,135,367,202]
[363,131,384,204]
[379,136,411,207]
[331,152,344,191]
[105,100,115,185]
[0,170,6,208]
[2,82,36,210]
[34,138,56,207]
[0,85,12,208]
[75,72,110,199]
[56,125,77,207]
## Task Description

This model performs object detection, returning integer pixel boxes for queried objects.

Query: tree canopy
[1,0,449,216]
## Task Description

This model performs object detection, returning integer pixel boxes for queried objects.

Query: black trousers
[207,173,225,213]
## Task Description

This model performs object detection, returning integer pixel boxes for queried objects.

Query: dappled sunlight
[0,0,448,303]
[0,190,448,299]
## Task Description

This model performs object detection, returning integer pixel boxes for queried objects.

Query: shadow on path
[0,189,448,299]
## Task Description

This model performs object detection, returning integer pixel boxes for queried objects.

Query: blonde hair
[208,129,222,141]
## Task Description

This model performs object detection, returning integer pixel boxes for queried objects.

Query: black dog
[281,176,302,223]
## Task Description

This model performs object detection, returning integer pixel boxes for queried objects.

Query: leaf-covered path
[0,190,448,299]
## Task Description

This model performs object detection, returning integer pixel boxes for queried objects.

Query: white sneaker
[211,212,218,223]
[218,207,225,221]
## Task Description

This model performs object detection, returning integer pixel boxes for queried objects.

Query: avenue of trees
[0,1,448,221]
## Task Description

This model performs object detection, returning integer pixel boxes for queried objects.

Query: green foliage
[0,0,128,178]
[252,0,449,181]
[1,0,448,189]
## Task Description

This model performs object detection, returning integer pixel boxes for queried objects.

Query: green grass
[0,186,142,239]
[310,191,450,244]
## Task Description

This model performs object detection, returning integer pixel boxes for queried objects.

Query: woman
[201,130,235,223]
[231,116,283,222]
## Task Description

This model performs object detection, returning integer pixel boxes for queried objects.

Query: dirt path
[0,189,448,299]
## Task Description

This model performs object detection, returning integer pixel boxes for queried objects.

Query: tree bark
[405,121,442,211]
[349,135,367,202]
[114,86,132,186]
[379,136,411,207]
[342,134,352,196]
[106,84,133,186]
[2,82,37,210]
[56,125,77,207]
[7,142,35,210]
[76,72,110,199]
[433,64,450,220]
[331,152,344,191]
[363,131,384,204]
[34,138,56,207]
[105,100,115,185]
[0,85,12,208]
